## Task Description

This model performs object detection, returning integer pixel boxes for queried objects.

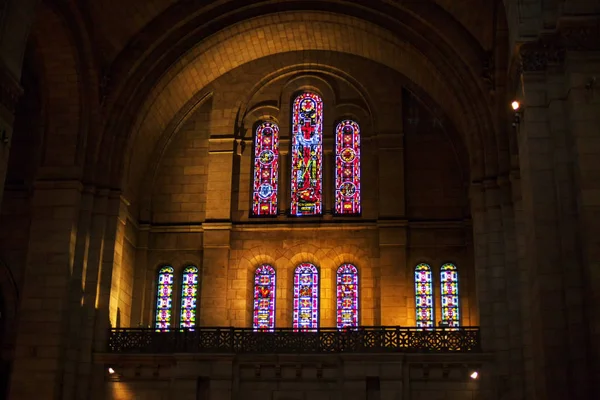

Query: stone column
[514,39,589,398]
[279,145,289,216]
[8,180,83,399]
[378,223,407,325]
[202,136,234,326]
[563,48,600,392]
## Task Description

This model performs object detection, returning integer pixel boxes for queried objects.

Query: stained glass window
[179,266,199,329]
[252,122,280,216]
[440,263,460,327]
[336,264,359,329]
[335,120,361,215]
[293,263,319,331]
[291,92,323,216]
[253,264,276,331]
[414,263,434,328]
[155,266,174,330]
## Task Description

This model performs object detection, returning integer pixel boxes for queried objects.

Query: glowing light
[511,101,520,111]
[108,368,115,374]
[470,371,479,380]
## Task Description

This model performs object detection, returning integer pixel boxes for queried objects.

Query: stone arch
[237,63,376,141]
[26,1,100,177]
[105,11,500,202]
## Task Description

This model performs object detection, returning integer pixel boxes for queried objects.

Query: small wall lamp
[511,101,521,128]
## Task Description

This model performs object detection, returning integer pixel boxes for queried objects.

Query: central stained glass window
[293,263,319,330]
[290,92,323,216]
[252,122,279,216]
[335,120,361,214]
[414,263,434,328]
[336,264,359,328]
[253,264,276,331]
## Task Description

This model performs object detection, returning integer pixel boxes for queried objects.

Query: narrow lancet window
[179,266,199,329]
[253,265,276,331]
[414,263,434,328]
[336,264,359,328]
[155,266,174,330]
[252,122,280,216]
[291,92,323,216]
[440,263,460,327]
[335,120,361,214]
[293,263,319,330]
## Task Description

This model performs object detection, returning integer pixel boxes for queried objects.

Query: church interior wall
[122,52,477,332]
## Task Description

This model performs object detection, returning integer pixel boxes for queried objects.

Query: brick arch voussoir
[239,248,281,273]
[114,13,493,202]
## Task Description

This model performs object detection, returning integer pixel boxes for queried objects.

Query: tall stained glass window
[440,263,460,327]
[252,122,280,216]
[335,120,361,214]
[253,264,276,331]
[155,266,174,330]
[293,263,319,330]
[291,92,323,216]
[336,264,359,329]
[179,266,199,329]
[414,263,434,328]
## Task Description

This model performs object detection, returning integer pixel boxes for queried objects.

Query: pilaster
[8,180,83,399]
[201,222,231,326]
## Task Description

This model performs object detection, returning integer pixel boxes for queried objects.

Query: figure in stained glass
[179,266,199,329]
[252,122,279,216]
[414,263,434,328]
[293,263,319,330]
[440,263,460,327]
[335,120,361,214]
[291,93,323,216]
[155,266,174,330]
[253,265,276,331]
[336,264,359,329]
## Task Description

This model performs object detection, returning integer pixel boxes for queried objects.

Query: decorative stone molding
[0,63,23,114]
[519,38,566,73]
[516,17,600,75]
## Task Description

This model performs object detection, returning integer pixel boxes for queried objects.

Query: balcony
[107,326,481,354]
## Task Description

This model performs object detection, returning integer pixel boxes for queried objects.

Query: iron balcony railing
[107,326,481,354]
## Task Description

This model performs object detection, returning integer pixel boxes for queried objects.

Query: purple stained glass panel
[293,263,319,330]
[335,120,361,215]
[253,264,276,331]
[440,263,460,327]
[252,122,279,216]
[414,263,434,328]
[155,266,174,330]
[336,264,359,329]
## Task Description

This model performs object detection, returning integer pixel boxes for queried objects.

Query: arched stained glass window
[291,92,323,216]
[440,263,460,327]
[293,263,319,331]
[414,263,434,328]
[252,122,280,216]
[253,265,276,331]
[335,120,361,215]
[179,266,199,329]
[155,266,174,330]
[336,264,359,329]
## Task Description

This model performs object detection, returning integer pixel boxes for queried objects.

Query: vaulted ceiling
[83,0,498,64]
